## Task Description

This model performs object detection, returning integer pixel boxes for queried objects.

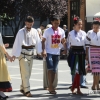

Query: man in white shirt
[42,16,66,94]
[36,24,45,59]
[43,24,58,90]
[11,16,42,97]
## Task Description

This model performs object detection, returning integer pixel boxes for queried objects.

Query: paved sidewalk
[3,49,100,100]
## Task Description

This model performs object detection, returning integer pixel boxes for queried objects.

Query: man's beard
[26,27,31,30]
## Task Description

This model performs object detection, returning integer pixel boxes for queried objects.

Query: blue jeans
[46,53,59,72]
[72,75,86,86]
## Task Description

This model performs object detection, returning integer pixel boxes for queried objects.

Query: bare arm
[62,39,67,54]
[64,38,67,48]
[42,38,47,57]
[61,38,66,44]
[37,30,42,40]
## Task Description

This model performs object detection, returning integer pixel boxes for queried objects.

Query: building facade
[68,0,100,32]
[68,0,86,31]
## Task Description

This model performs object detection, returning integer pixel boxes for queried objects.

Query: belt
[22,45,35,49]
[70,46,84,49]
[90,45,100,48]
[21,52,33,56]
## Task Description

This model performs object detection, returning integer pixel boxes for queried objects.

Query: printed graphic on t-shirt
[51,34,61,48]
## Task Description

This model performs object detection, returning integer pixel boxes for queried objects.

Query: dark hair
[25,16,34,23]
[40,24,45,28]
[92,21,100,25]
[51,15,60,21]
[73,17,82,25]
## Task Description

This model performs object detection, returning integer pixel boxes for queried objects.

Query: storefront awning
[86,0,100,22]
[94,12,100,17]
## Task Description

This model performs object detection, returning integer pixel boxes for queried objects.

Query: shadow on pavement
[8,93,100,100]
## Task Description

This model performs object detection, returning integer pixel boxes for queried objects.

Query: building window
[70,0,80,30]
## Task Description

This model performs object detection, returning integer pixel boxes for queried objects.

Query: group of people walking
[67,17,100,94]
[0,15,100,99]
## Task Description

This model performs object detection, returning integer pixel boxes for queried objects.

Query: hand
[6,53,12,61]
[10,56,16,62]
[42,50,47,58]
[62,50,67,55]
[4,43,9,48]
[85,55,88,61]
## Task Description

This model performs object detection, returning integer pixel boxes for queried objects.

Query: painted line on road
[8,66,43,70]
[11,76,93,84]
[8,66,70,72]
[8,62,68,67]
[11,77,43,82]
[10,72,43,76]
[58,70,70,72]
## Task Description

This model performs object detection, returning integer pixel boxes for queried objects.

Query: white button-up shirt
[67,30,86,49]
[67,30,87,73]
[12,27,42,57]
[86,30,100,46]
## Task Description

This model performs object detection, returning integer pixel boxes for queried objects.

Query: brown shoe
[77,91,83,95]
[49,91,57,94]
[25,92,32,97]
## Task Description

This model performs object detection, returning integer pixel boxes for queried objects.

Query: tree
[38,0,67,19]
[0,0,67,36]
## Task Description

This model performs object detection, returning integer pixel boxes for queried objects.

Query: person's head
[51,15,60,30]
[40,24,45,30]
[63,25,67,30]
[92,21,100,32]
[25,16,34,30]
[73,17,82,31]
[46,24,52,28]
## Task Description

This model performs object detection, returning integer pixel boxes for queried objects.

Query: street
[4,49,100,100]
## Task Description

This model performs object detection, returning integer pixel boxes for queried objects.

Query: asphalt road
[4,49,100,100]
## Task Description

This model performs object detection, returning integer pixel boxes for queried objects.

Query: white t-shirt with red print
[43,27,65,55]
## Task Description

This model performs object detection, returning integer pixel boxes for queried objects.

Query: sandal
[49,91,56,94]
[91,86,96,90]
[25,92,32,97]
[77,91,83,95]
[97,88,100,90]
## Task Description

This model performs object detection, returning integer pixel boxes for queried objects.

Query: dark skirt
[0,81,12,92]
[67,48,86,75]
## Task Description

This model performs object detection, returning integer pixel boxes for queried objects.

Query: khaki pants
[18,54,33,92]
[43,61,58,88]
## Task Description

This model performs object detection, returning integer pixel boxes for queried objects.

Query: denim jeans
[72,75,86,86]
[46,53,59,72]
